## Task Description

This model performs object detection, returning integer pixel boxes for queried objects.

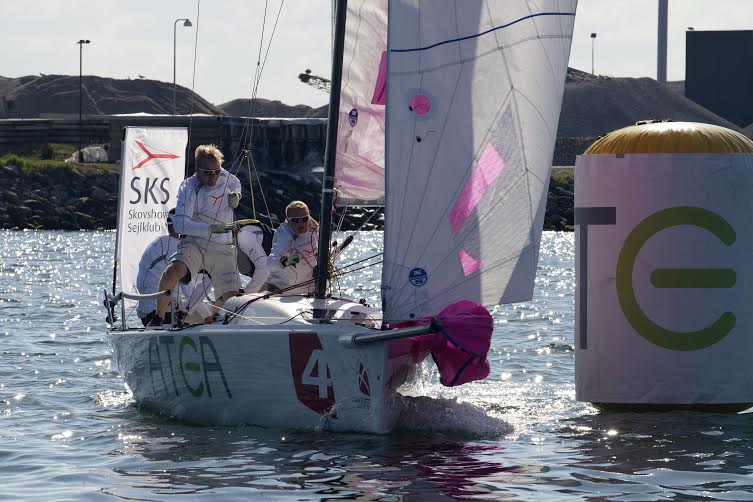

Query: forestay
[382,1,576,322]
[333,0,387,204]
[115,127,187,304]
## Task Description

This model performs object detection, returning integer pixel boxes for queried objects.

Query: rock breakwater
[0,165,573,231]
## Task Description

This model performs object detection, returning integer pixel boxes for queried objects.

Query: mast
[314,0,348,309]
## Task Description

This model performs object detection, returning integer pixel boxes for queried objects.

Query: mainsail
[333,0,387,203]
[381,1,576,322]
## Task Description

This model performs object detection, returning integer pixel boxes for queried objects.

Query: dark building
[685,30,753,128]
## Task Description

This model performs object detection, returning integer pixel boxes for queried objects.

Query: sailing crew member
[191,220,272,297]
[236,221,272,294]
[150,144,242,326]
[266,200,319,295]
[136,209,212,326]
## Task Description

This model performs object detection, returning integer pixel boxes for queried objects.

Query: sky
[3,0,753,108]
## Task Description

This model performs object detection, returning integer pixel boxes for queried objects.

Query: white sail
[333,0,387,204]
[115,127,187,299]
[382,1,576,322]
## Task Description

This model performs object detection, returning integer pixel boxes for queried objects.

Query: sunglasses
[198,168,221,176]
[288,215,309,224]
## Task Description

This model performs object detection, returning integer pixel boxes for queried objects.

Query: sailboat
[105,0,576,433]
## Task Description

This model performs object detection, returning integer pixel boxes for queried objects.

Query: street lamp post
[590,33,597,75]
[173,18,193,114]
[77,39,90,163]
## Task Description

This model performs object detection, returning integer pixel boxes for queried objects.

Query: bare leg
[155,261,190,319]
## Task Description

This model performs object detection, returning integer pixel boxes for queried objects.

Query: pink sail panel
[448,143,506,235]
[458,248,481,276]
[371,51,387,105]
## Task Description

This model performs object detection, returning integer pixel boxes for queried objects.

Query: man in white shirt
[151,144,242,326]
[136,209,213,325]
[266,200,319,295]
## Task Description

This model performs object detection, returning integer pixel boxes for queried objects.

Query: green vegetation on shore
[0,144,116,175]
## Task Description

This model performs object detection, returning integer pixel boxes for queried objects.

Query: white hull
[108,296,427,433]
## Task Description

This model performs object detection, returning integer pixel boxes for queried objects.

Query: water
[2,230,753,500]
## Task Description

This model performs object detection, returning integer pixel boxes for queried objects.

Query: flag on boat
[381,0,576,322]
[115,127,187,299]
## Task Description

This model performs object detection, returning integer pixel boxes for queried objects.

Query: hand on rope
[228,192,242,209]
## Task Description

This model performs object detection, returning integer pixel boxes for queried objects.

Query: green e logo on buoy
[617,206,737,351]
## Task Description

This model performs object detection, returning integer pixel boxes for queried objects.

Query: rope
[186,0,201,149]
[226,0,287,172]
[248,149,275,228]
[242,151,257,219]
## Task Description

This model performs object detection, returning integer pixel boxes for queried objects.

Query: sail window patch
[458,249,481,276]
[449,143,506,235]
[409,93,432,117]
[348,108,359,126]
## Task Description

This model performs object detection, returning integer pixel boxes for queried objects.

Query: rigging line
[252,0,270,105]
[332,260,382,279]
[248,149,275,228]
[334,205,347,236]
[226,0,285,172]
[390,11,576,53]
[228,0,286,172]
[186,0,201,150]
[243,151,257,219]
[354,206,382,232]
[232,3,289,174]
[335,251,383,272]
[225,0,270,172]
[330,206,383,262]
[250,0,286,107]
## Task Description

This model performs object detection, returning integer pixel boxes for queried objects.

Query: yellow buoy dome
[584,121,753,155]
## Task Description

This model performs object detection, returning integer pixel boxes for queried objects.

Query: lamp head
[77,39,91,44]
[590,33,597,39]
[183,19,192,27]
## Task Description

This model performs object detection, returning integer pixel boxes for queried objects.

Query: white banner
[575,153,753,405]
[116,127,187,296]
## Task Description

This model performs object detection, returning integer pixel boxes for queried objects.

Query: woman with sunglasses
[265,200,319,295]
[151,144,242,326]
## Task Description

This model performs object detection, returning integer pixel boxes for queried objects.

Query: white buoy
[575,121,753,411]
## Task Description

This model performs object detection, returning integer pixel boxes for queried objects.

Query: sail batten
[382,0,576,322]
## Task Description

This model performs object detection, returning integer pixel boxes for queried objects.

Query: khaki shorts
[172,236,241,296]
